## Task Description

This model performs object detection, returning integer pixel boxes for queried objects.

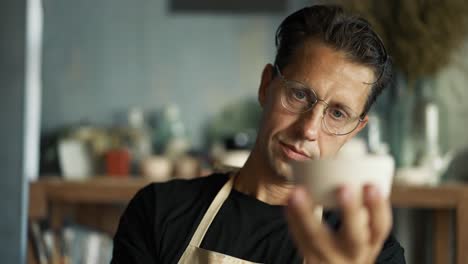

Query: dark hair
[274,5,392,116]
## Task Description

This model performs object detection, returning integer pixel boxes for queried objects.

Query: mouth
[279,141,311,161]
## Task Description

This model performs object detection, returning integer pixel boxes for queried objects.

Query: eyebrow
[331,102,359,116]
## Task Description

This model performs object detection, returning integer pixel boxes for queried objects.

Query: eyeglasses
[275,65,364,136]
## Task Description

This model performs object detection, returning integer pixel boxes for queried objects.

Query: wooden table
[29,177,468,264]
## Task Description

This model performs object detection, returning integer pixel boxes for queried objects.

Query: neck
[234,149,294,205]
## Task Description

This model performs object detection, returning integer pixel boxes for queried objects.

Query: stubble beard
[266,141,295,184]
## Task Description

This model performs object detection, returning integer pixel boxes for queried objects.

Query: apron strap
[189,175,235,247]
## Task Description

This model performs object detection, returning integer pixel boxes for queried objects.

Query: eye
[332,110,343,118]
[291,88,308,101]
[328,107,348,120]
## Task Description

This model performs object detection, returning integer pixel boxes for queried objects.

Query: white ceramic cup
[291,155,395,208]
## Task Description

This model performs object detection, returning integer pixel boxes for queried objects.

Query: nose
[297,104,324,141]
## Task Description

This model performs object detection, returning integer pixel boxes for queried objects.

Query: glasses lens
[322,107,361,135]
[281,82,317,113]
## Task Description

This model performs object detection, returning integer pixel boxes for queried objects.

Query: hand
[286,185,392,264]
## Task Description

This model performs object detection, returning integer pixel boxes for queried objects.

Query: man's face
[255,41,374,180]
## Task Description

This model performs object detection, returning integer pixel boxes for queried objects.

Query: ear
[258,64,274,108]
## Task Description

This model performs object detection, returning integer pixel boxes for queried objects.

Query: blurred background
[2,0,468,263]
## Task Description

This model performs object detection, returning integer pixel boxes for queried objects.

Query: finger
[363,184,392,245]
[286,187,338,261]
[337,186,370,254]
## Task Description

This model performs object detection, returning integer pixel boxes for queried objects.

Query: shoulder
[133,173,230,207]
[115,173,231,242]
[113,173,231,262]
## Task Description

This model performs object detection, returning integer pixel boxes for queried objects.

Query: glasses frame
[275,65,365,136]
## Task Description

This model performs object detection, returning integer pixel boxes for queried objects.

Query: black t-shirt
[111,173,406,263]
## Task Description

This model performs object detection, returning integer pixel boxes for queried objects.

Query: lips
[279,141,311,161]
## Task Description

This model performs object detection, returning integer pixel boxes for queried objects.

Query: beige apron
[178,175,322,264]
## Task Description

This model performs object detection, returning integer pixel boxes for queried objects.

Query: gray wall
[41,0,285,148]
[0,0,27,263]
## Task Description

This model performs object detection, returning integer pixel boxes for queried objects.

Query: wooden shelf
[391,183,466,208]
[33,176,155,203]
[32,176,468,207]
[28,176,468,264]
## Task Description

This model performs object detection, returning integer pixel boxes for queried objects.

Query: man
[112,5,406,264]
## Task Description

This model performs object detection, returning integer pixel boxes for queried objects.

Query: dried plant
[339,0,468,82]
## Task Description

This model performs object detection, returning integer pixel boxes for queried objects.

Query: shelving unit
[28,176,468,264]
